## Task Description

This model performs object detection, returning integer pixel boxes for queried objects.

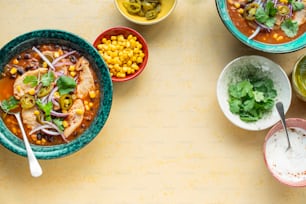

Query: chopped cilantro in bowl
[216,55,292,131]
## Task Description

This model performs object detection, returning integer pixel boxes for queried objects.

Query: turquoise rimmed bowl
[0,30,113,159]
[215,0,306,53]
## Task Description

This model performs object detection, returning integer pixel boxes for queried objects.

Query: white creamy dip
[265,127,306,183]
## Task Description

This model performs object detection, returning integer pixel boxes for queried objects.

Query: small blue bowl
[0,30,113,159]
[215,0,306,53]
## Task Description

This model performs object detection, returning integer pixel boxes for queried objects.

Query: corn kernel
[53,52,60,58]
[69,65,75,71]
[36,140,41,145]
[277,36,284,41]
[89,91,96,99]
[54,91,60,98]
[34,110,40,116]
[42,61,48,68]
[31,134,37,141]
[273,33,278,39]
[84,100,89,105]
[41,138,46,144]
[70,71,76,77]
[10,67,17,75]
[28,88,36,95]
[238,8,244,14]
[62,121,69,128]
[85,105,90,111]
[13,58,19,64]
[89,102,93,107]
[76,109,84,115]
[234,2,240,8]
[17,85,21,92]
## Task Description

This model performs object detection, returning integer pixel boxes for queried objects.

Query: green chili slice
[60,94,73,110]
[123,2,141,14]
[20,94,35,109]
[37,85,53,97]
[244,3,259,21]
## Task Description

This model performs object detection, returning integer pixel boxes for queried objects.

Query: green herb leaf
[228,77,277,122]
[265,1,278,17]
[53,118,64,131]
[255,7,269,23]
[36,100,52,121]
[23,75,38,87]
[0,96,19,112]
[292,1,305,11]
[56,76,77,95]
[41,72,55,87]
[281,19,298,38]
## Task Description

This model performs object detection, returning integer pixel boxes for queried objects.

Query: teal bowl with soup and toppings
[0,30,112,159]
[216,0,306,53]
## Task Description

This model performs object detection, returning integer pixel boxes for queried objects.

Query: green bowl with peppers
[0,29,113,159]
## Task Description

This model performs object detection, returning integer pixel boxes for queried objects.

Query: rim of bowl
[93,26,149,82]
[216,55,292,131]
[0,29,113,159]
[263,118,306,187]
[291,54,306,101]
[114,0,177,25]
[215,0,306,53]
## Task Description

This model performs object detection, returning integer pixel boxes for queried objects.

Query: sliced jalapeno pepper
[20,94,35,109]
[243,3,259,21]
[278,5,290,16]
[123,2,141,14]
[60,94,73,110]
[145,9,158,20]
[37,85,53,97]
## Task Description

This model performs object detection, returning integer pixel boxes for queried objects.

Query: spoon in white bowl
[0,103,42,177]
[276,101,291,151]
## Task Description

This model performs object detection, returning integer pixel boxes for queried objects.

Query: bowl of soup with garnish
[0,30,113,159]
[264,118,306,187]
[216,0,306,53]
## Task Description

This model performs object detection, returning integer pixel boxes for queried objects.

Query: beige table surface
[0,0,306,203]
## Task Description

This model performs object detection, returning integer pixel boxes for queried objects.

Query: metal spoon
[276,102,291,151]
[0,104,42,177]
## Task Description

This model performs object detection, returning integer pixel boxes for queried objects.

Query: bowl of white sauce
[264,118,306,187]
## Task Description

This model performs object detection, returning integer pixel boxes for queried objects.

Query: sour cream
[265,127,306,183]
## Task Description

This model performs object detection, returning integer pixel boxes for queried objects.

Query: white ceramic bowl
[217,55,292,131]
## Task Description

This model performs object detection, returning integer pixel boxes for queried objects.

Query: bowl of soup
[264,118,306,187]
[216,0,306,53]
[114,0,177,25]
[0,30,113,159]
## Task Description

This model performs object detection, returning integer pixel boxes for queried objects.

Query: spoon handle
[276,102,291,150]
[15,112,43,177]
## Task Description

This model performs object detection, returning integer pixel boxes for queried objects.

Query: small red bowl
[264,118,306,187]
[93,26,148,82]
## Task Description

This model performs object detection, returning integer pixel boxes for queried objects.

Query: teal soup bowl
[0,30,113,159]
[215,0,306,53]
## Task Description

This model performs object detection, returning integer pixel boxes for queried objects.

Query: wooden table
[0,1,305,203]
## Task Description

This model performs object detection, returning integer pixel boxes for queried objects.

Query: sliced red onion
[32,47,55,70]
[29,124,53,135]
[51,110,69,117]
[52,51,76,66]
[48,86,58,102]
[54,61,73,67]
[248,26,261,40]
[41,128,61,136]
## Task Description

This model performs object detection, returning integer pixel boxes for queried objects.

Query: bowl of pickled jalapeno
[114,0,177,25]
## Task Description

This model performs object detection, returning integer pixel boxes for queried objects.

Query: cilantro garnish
[56,76,77,95]
[228,77,277,122]
[41,72,55,87]
[281,19,299,38]
[36,100,53,121]
[0,96,19,113]
[23,75,38,87]
[53,118,64,131]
